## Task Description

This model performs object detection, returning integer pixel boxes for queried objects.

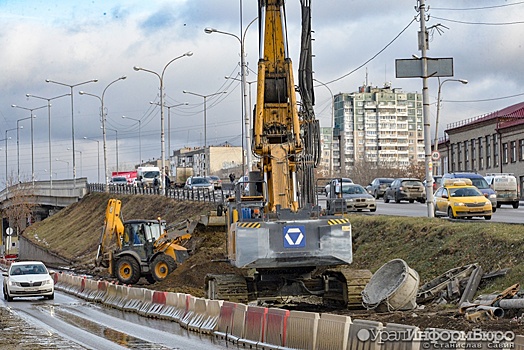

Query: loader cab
[122,220,166,260]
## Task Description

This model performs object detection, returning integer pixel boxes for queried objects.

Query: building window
[520,139,524,161]
[471,139,476,171]
[502,143,509,164]
[464,141,469,171]
[478,137,483,170]
[493,134,499,168]
[486,136,491,169]
[511,141,517,163]
[457,143,462,171]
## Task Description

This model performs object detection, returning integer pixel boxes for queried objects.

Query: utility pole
[418,0,435,217]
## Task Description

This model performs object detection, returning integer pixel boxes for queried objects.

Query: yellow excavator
[205,0,367,307]
[95,198,190,284]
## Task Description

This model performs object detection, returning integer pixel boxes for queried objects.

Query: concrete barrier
[226,303,248,344]
[147,291,167,318]
[179,295,197,328]
[171,293,189,322]
[137,289,154,316]
[258,308,290,349]
[347,319,383,350]
[382,323,420,350]
[92,280,109,303]
[161,292,179,319]
[283,310,319,350]
[316,313,352,350]
[514,335,524,350]
[81,278,99,300]
[199,299,223,334]
[238,305,268,348]
[186,298,209,332]
[102,283,119,307]
[213,301,238,340]
[112,285,129,310]
[122,287,146,312]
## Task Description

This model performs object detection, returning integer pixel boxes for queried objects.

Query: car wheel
[496,203,501,208]
[434,206,439,217]
[374,190,379,199]
[409,199,414,204]
[4,288,13,302]
[46,293,54,300]
[513,201,520,209]
[447,207,456,219]
[395,193,401,203]
[370,208,377,212]
[484,215,492,220]
[384,194,390,203]
[492,207,497,213]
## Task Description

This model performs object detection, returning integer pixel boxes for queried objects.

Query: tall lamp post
[149,102,188,159]
[134,51,193,191]
[182,90,227,176]
[67,148,82,177]
[435,78,468,175]
[78,76,126,192]
[15,118,28,183]
[26,93,70,189]
[105,128,119,173]
[313,79,335,177]
[83,137,100,183]
[5,128,16,186]
[46,78,98,188]
[55,158,70,178]
[11,104,46,186]
[205,18,257,173]
[121,116,142,167]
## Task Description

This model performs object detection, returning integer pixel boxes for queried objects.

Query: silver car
[3,261,55,301]
[327,183,377,212]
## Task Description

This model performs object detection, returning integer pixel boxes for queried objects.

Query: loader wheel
[151,254,176,282]
[116,256,141,285]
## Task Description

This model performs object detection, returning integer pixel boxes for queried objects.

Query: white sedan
[3,261,55,301]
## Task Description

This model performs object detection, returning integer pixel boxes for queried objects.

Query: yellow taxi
[433,178,492,220]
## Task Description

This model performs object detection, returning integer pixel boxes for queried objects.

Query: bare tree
[3,174,36,236]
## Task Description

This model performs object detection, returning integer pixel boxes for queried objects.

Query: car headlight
[42,279,53,285]
[346,199,354,202]
[453,202,465,207]
[489,194,496,199]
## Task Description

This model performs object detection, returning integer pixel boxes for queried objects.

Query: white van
[137,166,161,188]
[484,173,519,209]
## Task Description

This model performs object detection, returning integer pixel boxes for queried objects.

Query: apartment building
[170,145,243,178]
[439,101,524,194]
[332,83,424,173]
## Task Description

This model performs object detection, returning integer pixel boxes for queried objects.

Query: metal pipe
[475,305,504,318]
[498,298,524,309]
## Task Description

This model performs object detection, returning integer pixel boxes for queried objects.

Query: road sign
[431,151,441,161]
[6,227,13,236]
[395,58,454,78]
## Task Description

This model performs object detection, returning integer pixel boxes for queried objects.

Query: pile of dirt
[23,192,524,333]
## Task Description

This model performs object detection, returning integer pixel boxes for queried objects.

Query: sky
[1,0,523,184]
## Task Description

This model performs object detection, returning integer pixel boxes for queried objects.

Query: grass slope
[23,192,524,296]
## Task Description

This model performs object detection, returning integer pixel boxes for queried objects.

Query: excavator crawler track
[323,267,372,309]
[205,274,249,304]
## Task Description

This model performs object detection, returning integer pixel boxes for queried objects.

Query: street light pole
[25,93,70,190]
[67,148,82,177]
[182,90,227,176]
[134,51,193,192]
[434,78,468,153]
[11,104,46,186]
[83,137,100,183]
[106,128,119,173]
[313,79,335,177]
[46,78,98,189]
[55,158,70,178]
[15,118,28,183]
[5,128,16,186]
[205,18,257,173]
[78,76,127,192]
[149,102,188,160]
[121,116,142,167]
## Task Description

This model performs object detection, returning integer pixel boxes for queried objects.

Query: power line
[432,16,524,26]
[433,2,524,11]
[324,17,417,85]
[444,91,524,103]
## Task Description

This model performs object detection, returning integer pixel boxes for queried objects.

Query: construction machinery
[206,0,367,307]
[95,198,190,284]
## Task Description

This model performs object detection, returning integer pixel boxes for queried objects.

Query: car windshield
[449,187,483,197]
[193,178,209,184]
[11,264,47,275]
[342,185,367,195]
[380,179,393,184]
[143,171,160,179]
[469,178,489,189]
[112,177,126,183]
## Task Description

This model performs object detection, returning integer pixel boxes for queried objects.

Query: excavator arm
[95,198,125,267]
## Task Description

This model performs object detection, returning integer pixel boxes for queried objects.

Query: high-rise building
[332,83,424,173]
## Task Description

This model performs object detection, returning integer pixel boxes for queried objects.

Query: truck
[205,0,364,307]
[111,171,137,185]
[173,167,194,188]
[484,173,520,208]
[137,166,161,188]
[95,199,190,284]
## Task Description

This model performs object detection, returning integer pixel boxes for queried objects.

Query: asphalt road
[317,196,524,224]
[0,274,230,350]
